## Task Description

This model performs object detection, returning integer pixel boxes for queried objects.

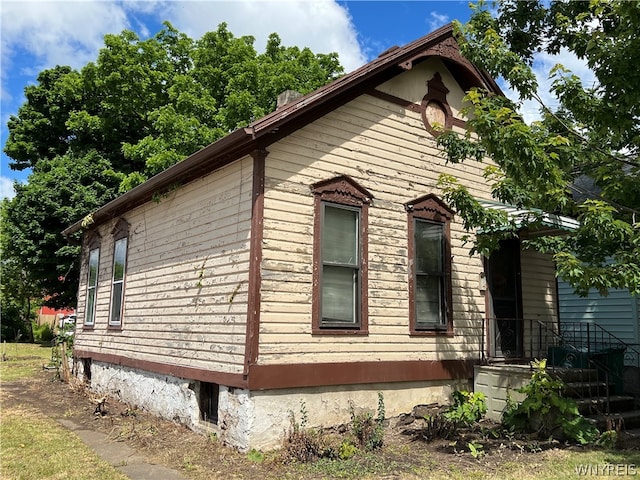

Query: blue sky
[1,1,594,200]
[0,0,474,199]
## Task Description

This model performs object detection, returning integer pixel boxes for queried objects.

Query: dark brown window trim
[311,176,372,335]
[405,194,454,336]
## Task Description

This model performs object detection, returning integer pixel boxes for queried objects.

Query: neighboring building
[558,280,640,365]
[37,305,75,329]
[63,24,565,451]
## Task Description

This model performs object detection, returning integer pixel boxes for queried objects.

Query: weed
[467,441,485,459]
[502,359,599,444]
[247,449,264,463]
[338,440,358,460]
[422,413,455,441]
[443,390,487,427]
[349,392,385,451]
[283,402,324,463]
[596,430,618,449]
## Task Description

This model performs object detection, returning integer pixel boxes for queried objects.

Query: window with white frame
[109,219,129,327]
[84,234,100,327]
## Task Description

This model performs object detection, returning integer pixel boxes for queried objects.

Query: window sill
[312,328,369,336]
[107,324,123,331]
[410,329,454,337]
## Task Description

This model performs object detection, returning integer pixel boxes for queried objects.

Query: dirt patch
[0,368,614,479]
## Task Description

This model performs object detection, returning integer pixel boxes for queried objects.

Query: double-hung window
[84,233,101,327]
[312,176,371,333]
[109,219,129,328]
[405,194,454,334]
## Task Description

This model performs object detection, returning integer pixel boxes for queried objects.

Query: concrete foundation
[74,358,470,451]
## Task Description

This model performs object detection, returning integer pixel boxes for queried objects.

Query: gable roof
[63,23,501,237]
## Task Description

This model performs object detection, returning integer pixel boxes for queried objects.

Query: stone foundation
[74,358,470,451]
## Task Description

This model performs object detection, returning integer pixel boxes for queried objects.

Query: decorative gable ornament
[421,73,453,137]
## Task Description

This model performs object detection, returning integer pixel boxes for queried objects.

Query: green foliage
[338,441,358,460]
[32,323,54,343]
[467,440,485,460]
[246,449,264,463]
[438,0,640,296]
[3,22,343,310]
[348,392,385,451]
[422,413,455,442]
[443,390,488,427]
[502,359,599,444]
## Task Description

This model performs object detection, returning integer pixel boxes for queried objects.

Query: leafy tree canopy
[3,22,344,308]
[437,0,640,295]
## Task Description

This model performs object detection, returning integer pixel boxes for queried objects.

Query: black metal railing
[481,317,640,414]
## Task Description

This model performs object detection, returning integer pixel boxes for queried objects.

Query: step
[575,395,636,415]
[564,380,610,398]
[587,410,640,431]
[552,368,600,383]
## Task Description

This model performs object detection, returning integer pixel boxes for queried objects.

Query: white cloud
[427,11,450,31]
[0,0,366,100]
[160,0,366,72]
[1,176,16,200]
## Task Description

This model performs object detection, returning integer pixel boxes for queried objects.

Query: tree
[1,199,40,341]
[437,0,640,295]
[3,152,124,309]
[3,23,344,308]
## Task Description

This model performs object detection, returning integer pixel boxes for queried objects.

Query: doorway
[486,239,523,358]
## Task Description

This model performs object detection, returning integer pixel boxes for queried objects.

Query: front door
[486,239,523,358]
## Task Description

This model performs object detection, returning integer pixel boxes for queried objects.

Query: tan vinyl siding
[520,249,559,358]
[75,157,253,374]
[259,60,491,365]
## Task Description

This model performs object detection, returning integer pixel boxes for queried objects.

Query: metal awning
[478,199,580,233]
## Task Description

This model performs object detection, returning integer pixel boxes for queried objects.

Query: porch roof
[478,199,580,234]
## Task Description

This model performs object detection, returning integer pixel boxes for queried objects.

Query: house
[63,24,564,451]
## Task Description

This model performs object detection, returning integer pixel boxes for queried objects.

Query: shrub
[32,322,55,343]
[502,359,599,444]
[443,390,487,427]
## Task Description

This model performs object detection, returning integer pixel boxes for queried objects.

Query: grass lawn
[1,342,639,480]
[0,342,128,480]
[0,341,55,381]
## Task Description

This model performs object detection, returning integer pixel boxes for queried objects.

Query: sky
[0,0,595,200]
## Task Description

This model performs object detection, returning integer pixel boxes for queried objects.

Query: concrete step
[564,380,610,398]
[575,395,636,415]
[552,368,600,383]
[588,410,640,431]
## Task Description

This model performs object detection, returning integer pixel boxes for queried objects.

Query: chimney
[277,90,303,108]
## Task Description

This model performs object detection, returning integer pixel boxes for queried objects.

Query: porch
[475,317,640,425]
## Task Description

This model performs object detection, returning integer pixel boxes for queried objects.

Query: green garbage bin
[591,347,626,395]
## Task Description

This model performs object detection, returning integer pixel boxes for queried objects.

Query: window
[109,219,129,328]
[405,194,454,334]
[312,176,372,333]
[84,233,100,327]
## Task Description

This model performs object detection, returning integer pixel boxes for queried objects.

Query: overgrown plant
[283,401,339,463]
[349,392,385,451]
[422,413,456,441]
[502,359,599,444]
[443,390,487,427]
